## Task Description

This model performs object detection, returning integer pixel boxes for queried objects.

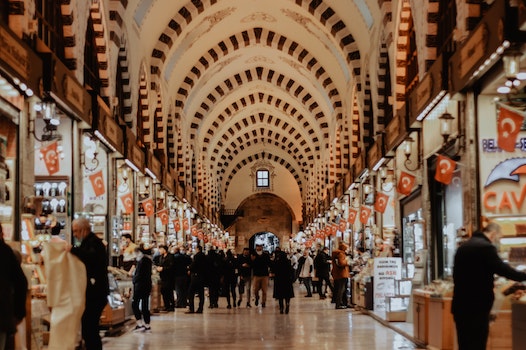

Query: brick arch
[376,41,392,128]
[172,27,342,119]
[189,66,329,144]
[87,2,110,97]
[200,93,322,154]
[212,130,311,176]
[394,0,414,110]
[222,151,304,200]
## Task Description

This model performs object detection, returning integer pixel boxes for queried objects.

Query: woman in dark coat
[271,250,294,314]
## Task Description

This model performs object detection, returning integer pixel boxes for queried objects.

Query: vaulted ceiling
[124,0,383,223]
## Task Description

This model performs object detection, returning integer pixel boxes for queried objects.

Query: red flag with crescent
[374,192,390,214]
[359,206,372,224]
[173,220,181,231]
[497,107,524,152]
[348,209,358,224]
[158,209,169,225]
[89,170,105,197]
[435,154,457,185]
[183,218,190,231]
[142,198,155,217]
[338,220,347,232]
[191,225,198,237]
[197,230,204,240]
[397,171,416,196]
[204,235,209,243]
[40,141,60,175]
[330,224,338,236]
[119,193,133,214]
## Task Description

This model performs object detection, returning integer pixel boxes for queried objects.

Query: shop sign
[42,53,92,126]
[352,152,365,179]
[373,257,402,311]
[149,154,162,181]
[478,98,526,217]
[0,24,42,94]
[96,97,123,154]
[367,138,383,170]
[164,169,175,193]
[408,56,445,125]
[129,144,144,172]
[448,1,513,93]
[385,107,408,154]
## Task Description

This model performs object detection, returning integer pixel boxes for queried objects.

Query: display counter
[428,296,454,350]
[412,289,431,345]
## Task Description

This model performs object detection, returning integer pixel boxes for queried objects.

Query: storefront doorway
[249,231,279,253]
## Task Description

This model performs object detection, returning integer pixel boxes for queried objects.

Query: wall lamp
[439,112,455,144]
[118,167,129,193]
[29,99,61,142]
[402,136,420,171]
[379,166,394,192]
[498,47,525,94]
[81,136,100,172]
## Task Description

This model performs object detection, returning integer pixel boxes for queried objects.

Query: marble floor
[102,285,422,350]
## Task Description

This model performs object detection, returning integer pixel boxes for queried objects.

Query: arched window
[84,15,100,94]
[35,0,65,61]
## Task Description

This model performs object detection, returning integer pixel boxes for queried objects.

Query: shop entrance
[248,231,279,253]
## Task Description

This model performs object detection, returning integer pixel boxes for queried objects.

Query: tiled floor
[102,284,422,350]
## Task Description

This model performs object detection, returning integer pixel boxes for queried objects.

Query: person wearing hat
[331,242,350,309]
[132,245,153,333]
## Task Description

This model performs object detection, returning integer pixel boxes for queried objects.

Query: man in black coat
[186,245,207,313]
[173,247,192,308]
[452,223,526,350]
[71,218,109,350]
[131,246,152,332]
[314,246,334,299]
[0,232,27,349]
[156,245,175,311]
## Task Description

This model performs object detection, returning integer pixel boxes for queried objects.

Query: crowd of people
[120,239,357,333]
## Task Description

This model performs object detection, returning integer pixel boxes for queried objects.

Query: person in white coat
[298,250,314,297]
[42,224,87,350]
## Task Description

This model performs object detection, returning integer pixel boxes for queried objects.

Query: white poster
[373,257,402,311]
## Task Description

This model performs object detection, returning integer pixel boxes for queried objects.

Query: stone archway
[248,232,280,254]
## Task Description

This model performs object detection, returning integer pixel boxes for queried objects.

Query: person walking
[452,223,526,350]
[70,218,109,350]
[131,246,153,333]
[331,242,349,309]
[271,250,295,314]
[0,226,28,350]
[314,246,334,300]
[186,245,207,314]
[155,245,175,311]
[237,247,252,307]
[298,250,314,297]
[251,244,271,308]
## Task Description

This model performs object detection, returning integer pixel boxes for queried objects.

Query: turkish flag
[191,225,198,237]
[348,209,358,224]
[331,224,338,236]
[119,193,133,214]
[338,220,347,232]
[183,218,190,231]
[158,209,169,225]
[89,170,105,197]
[173,220,181,231]
[204,235,209,243]
[142,198,155,217]
[197,230,204,240]
[397,171,416,196]
[40,141,60,175]
[374,192,390,213]
[497,107,524,152]
[435,154,457,185]
[359,206,371,224]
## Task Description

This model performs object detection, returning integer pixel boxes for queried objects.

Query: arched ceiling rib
[129,0,380,217]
